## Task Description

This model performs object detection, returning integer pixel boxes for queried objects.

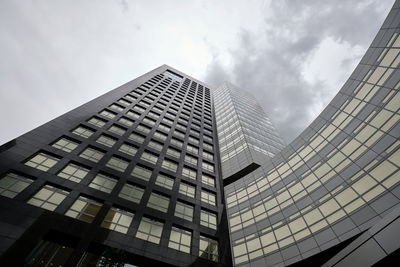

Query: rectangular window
[201,190,216,206]
[108,125,126,136]
[72,126,95,138]
[158,124,171,132]
[101,207,134,234]
[109,103,124,112]
[96,135,117,147]
[202,174,215,187]
[186,145,199,155]
[200,210,217,230]
[199,236,218,262]
[182,167,197,180]
[168,227,191,254]
[188,136,199,145]
[185,155,198,166]
[140,151,158,165]
[57,163,89,183]
[0,172,34,198]
[79,147,105,163]
[174,201,194,222]
[203,151,214,161]
[88,117,106,128]
[131,165,152,181]
[143,117,156,126]
[155,174,174,190]
[106,156,129,172]
[118,117,134,127]
[27,185,69,211]
[202,162,215,173]
[126,110,140,119]
[118,183,144,203]
[118,98,131,106]
[153,131,167,141]
[136,217,163,244]
[171,138,183,148]
[52,137,79,152]
[166,148,181,159]
[148,140,163,151]
[99,109,117,119]
[179,182,195,198]
[65,196,102,223]
[129,132,145,144]
[147,192,170,213]
[89,173,117,193]
[118,143,138,156]
[161,159,178,172]
[137,124,151,134]
[25,152,60,171]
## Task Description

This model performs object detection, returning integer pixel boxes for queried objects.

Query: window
[88,117,106,128]
[203,143,213,151]
[27,185,69,211]
[52,137,79,152]
[174,201,194,222]
[118,98,131,106]
[202,162,215,173]
[72,126,94,138]
[158,124,171,132]
[140,151,158,165]
[136,217,163,244]
[148,140,163,151]
[137,124,151,134]
[96,135,117,147]
[147,192,170,213]
[108,125,126,136]
[99,109,116,119]
[119,183,144,203]
[174,131,185,139]
[200,210,217,230]
[161,159,178,172]
[106,156,129,172]
[171,138,183,148]
[131,165,152,181]
[153,131,167,141]
[179,182,195,198]
[168,227,191,254]
[102,207,134,234]
[185,155,198,166]
[166,148,181,158]
[199,236,218,262]
[202,174,215,187]
[201,190,216,206]
[188,136,199,145]
[118,143,138,156]
[126,110,140,119]
[0,172,34,198]
[129,132,145,144]
[133,105,146,113]
[25,152,60,171]
[182,167,197,180]
[89,173,117,193]
[79,147,105,163]
[155,174,174,190]
[109,104,124,112]
[203,151,214,161]
[65,196,102,223]
[58,163,89,183]
[186,145,199,155]
[118,117,134,127]
[143,117,156,126]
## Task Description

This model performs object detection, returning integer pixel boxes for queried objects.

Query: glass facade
[1,4,400,265]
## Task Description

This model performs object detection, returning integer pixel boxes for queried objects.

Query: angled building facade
[1,1,400,267]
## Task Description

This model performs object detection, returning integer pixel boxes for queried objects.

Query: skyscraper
[1,1,400,267]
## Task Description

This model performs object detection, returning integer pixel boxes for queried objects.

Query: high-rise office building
[1,1,400,267]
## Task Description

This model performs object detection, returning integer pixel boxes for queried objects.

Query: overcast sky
[0,0,394,145]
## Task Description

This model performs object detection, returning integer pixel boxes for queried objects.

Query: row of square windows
[53,132,216,179]
[0,176,218,261]
[130,79,213,118]
[22,151,218,203]
[58,125,216,173]
[90,109,215,148]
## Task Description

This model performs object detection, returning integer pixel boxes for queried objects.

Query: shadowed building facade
[1,1,400,267]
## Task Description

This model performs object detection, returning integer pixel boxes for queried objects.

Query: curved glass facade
[223,3,400,266]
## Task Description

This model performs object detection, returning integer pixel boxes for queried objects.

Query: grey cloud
[204,0,394,143]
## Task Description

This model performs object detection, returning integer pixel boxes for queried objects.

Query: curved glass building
[0,1,400,267]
